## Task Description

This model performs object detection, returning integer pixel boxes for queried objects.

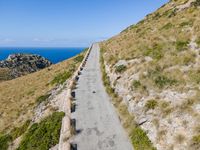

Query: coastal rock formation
[0,53,52,80]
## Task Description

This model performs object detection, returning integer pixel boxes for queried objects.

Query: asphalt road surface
[71,43,133,150]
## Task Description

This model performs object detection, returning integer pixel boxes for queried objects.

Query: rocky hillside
[101,0,200,149]
[0,54,52,81]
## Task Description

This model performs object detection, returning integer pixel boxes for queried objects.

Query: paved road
[71,43,133,150]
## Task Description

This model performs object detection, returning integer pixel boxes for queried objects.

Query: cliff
[0,53,52,80]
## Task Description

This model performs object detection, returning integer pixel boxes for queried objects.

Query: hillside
[0,51,85,149]
[101,0,200,149]
[0,54,52,81]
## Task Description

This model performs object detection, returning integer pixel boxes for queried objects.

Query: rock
[0,53,52,79]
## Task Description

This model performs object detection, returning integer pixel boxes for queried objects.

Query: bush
[17,112,65,150]
[73,55,84,63]
[161,23,173,30]
[115,65,127,73]
[191,135,200,148]
[36,94,51,104]
[196,37,200,47]
[144,46,163,60]
[179,21,193,27]
[51,71,72,85]
[191,0,200,7]
[175,40,189,51]
[154,75,177,89]
[131,127,156,150]
[145,100,158,110]
[10,120,31,140]
[132,80,141,89]
[0,134,12,150]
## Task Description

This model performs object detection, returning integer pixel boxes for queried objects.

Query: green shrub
[51,71,72,85]
[196,37,200,47]
[144,46,163,60]
[161,23,173,30]
[115,65,127,73]
[131,127,156,150]
[189,70,200,84]
[191,0,200,7]
[10,120,31,140]
[73,55,84,63]
[179,21,193,27]
[36,94,51,104]
[175,40,189,51]
[145,100,158,110]
[191,135,200,149]
[154,75,177,88]
[0,134,12,150]
[132,80,141,89]
[17,112,65,150]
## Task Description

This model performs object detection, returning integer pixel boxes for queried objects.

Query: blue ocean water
[0,47,85,64]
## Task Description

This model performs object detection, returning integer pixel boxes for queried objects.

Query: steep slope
[101,0,200,149]
[0,54,52,81]
[0,51,85,149]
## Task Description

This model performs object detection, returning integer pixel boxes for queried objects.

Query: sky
[0,0,169,47]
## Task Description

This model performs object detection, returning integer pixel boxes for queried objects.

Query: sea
[0,47,86,64]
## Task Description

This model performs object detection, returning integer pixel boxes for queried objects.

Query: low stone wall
[58,46,92,150]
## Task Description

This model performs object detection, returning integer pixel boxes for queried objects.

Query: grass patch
[0,134,12,150]
[115,65,127,73]
[132,80,141,89]
[50,71,72,85]
[154,75,177,89]
[161,22,173,30]
[196,37,200,47]
[10,120,31,140]
[145,100,158,110]
[100,47,156,150]
[175,40,189,51]
[73,55,84,63]
[36,94,51,105]
[17,112,65,150]
[191,0,200,7]
[144,45,163,60]
[191,135,200,149]
[131,127,156,150]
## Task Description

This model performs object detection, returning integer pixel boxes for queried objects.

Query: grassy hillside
[101,0,200,149]
[0,51,85,134]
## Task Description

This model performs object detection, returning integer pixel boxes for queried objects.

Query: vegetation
[73,55,84,63]
[0,50,85,136]
[17,112,65,150]
[115,65,127,73]
[154,75,177,89]
[175,40,189,51]
[10,120,31,140]
[36,94,51,105]
[143,45,163,60]
[50,71,72,85]
[132,80,141,89]
[0,134,12,150]
[191,135,200,149]
[145,100,158,110]
[131,127,156,150]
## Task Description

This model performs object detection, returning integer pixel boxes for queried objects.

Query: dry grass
[0,52,85,133]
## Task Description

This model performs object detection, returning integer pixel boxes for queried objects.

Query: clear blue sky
[0,0,169,47]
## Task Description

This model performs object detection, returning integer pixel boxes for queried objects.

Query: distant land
[0,47,85,64]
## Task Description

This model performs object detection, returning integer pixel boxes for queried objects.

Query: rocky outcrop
[0,54,52,79]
